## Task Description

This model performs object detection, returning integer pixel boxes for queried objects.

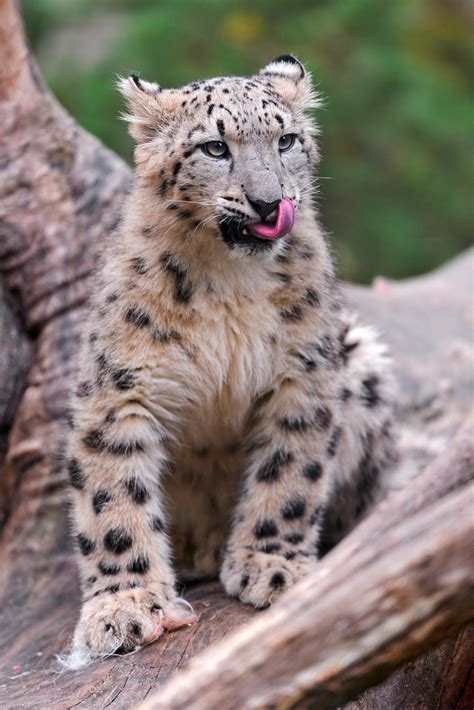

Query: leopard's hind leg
[319,314,398,554]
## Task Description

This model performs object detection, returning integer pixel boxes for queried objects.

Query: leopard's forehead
[120,56,317,146]
[180,75,281,100]
[176,76,294,140]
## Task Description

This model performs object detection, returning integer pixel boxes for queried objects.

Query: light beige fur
[64,56,397,667]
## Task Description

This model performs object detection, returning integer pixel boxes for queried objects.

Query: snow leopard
[64,55,396,667]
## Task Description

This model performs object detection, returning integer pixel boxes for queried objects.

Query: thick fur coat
[65,56,397,668]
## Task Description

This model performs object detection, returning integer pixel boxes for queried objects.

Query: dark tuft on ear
[117,73,164,143]
[259,55,319,110]
[271,55,305,80]
[261,55,306,83]
[130,72,142,89]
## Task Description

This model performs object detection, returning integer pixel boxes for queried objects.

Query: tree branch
[0,0,41,106]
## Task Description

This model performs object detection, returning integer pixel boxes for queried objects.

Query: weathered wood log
[0,283,31,477]
[0,0,129,550]
[340,415,474,710]
[342,623,474,710]
[0,1,473,707]
[137,420,474,710]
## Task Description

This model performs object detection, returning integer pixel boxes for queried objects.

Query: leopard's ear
[117,74,181,143]
[262,55,306,82]
[259,55,320,110]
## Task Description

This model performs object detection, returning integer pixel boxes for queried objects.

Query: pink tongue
[249,198,295,239]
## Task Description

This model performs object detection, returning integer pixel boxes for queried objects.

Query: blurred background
[22,0,472,283]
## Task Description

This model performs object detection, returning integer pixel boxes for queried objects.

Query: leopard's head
[119,55,321,255]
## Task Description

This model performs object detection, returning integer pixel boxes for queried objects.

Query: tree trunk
[0,1,472,708]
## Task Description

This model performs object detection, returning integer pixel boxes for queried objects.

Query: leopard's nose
[247,198,281,220]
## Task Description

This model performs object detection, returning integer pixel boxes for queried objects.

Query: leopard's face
[120,55,320,254]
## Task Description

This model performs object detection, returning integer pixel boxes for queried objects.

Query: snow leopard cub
[65,55,396,667]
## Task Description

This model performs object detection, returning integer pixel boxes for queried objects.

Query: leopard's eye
[278,134,296,152]
[201,141,229,158]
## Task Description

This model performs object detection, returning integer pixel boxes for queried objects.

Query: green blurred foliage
[22,0,473,282]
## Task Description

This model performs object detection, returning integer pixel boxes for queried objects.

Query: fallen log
[0,283,31,476]
[138,421,474,709]
[0,0,129,546]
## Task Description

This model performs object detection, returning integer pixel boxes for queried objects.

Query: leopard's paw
[221,549,317,608]
[63,587,196,669]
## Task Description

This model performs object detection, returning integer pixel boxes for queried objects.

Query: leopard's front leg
[221,377,339,608]
[67,389,196,668]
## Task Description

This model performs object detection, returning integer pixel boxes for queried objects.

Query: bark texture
[0,1,473,708]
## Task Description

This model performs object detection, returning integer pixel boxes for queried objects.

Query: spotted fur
[65,55,397,667]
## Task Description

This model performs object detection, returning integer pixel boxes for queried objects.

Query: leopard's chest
[184,293,281,446]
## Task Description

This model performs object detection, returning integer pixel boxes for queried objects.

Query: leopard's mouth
[241,213,276,237]
[245,198,295,240]
[219,198,295,251]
